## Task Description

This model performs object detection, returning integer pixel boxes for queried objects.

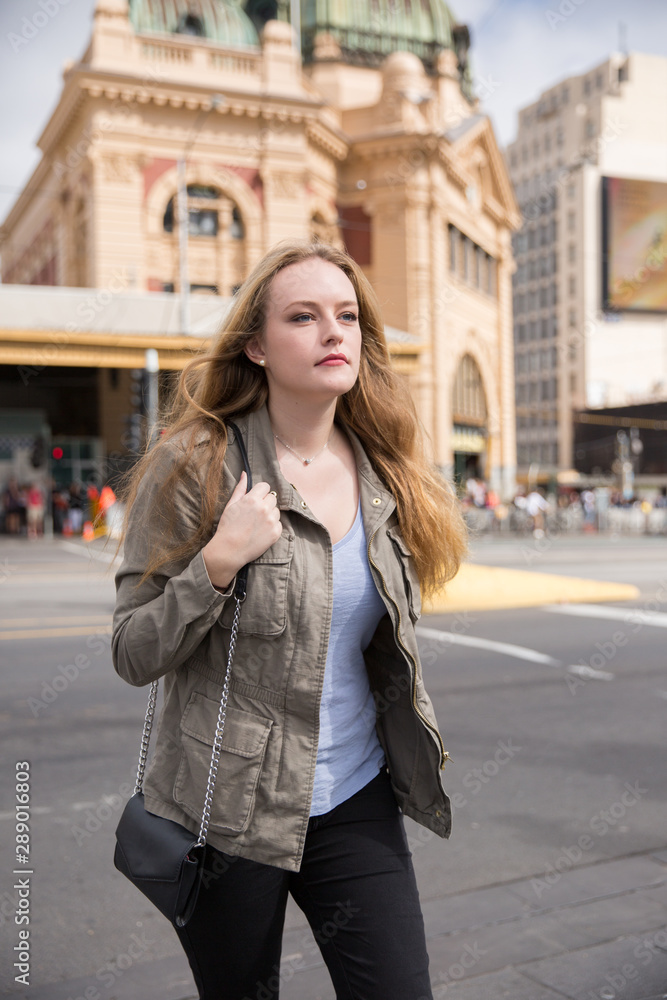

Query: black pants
[175,767,434,1000]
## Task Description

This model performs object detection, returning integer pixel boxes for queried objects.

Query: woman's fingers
[227,471,247,505]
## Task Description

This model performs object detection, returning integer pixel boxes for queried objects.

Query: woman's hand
[202,472,282,590]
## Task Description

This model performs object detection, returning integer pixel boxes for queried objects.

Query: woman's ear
[244,339,266,368]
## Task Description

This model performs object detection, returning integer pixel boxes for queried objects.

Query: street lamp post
[145,348,160,449]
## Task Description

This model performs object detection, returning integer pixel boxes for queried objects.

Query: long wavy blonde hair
[114,239,467,595]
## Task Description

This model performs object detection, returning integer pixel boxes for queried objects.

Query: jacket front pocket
[174,693,272,836]
[218,530,294,636]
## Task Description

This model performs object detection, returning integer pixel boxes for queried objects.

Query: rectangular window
[487,256,496,296]
[448,225,457,272]
[462,236,470,281]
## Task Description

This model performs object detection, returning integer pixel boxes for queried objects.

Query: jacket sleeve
[111,441,235,687]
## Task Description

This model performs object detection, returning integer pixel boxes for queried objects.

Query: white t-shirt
[309,501,387,816]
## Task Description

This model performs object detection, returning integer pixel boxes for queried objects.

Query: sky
[1,0,667,222]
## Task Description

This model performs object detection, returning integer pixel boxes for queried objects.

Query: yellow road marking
[0,625,112,641]
[0,617,112,626]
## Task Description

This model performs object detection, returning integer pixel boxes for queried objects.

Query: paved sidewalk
[17,848,667,1000]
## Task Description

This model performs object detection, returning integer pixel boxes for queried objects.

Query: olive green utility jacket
[112,404,451,871]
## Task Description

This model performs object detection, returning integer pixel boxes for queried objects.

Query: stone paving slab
[1,953,194,1000]
[420,883,532,936]
[507,854,667,911]
[431,967,569,999]
[518,931,667,1000]
[426,889,667,981]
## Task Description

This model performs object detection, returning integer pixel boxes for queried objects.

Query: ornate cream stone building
[0,0,519,494]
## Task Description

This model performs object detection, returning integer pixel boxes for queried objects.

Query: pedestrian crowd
[462,476,667,537]
[0,477,117,538]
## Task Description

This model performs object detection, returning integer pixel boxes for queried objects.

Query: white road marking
[417,626,561,667]
[58,540,119,565]
[542,604,667,629]
[566,664,615,681]
[0,799,117,820]
[0,806,52,820]
[417,627,615,682]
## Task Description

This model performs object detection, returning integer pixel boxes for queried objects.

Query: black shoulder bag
[113,421,251,927]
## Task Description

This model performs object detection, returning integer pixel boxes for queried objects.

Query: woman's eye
[340,312,358,322]
[292,313,313,323]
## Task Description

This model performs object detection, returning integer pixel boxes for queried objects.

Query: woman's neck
[267,398,338,456]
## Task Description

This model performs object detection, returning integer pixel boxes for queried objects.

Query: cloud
[469,0,667,146]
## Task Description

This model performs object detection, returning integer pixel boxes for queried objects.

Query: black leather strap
[227,421,251,601]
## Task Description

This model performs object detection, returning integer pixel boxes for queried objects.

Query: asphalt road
[0,534,666,999]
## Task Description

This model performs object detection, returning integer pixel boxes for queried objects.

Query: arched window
[230,205,245,240]
[163,189,245,240]
[452,354,488,486]
[163,186,221,237]
[160,185,247,295]
[175,13,205,36]
[452,354,487,427]
[244,0,278,33]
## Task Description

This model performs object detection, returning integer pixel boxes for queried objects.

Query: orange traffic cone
[82,520,95,542]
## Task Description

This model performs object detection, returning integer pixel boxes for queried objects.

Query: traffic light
[124,413,144,454]
[129,369,146,413]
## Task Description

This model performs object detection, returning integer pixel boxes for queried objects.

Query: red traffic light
[52,446,63,460]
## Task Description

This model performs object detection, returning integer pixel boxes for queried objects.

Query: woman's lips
[317,355,347,366]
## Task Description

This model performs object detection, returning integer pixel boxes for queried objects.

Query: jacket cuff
[197,548,236,598]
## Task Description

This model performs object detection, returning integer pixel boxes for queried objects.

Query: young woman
[112,239,467,1000]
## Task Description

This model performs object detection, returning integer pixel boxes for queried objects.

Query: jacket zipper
[367,530,450,770]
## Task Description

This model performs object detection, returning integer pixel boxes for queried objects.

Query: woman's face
[247,257,362,405]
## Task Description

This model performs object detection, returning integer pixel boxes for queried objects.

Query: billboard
[602,176,667,312]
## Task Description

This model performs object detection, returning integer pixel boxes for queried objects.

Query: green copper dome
[300,0,458,71]
[129,0,260,47]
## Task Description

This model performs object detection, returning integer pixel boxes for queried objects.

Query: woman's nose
[321,313,343,342]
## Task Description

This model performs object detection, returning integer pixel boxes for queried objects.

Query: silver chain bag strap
[114,421,251,927]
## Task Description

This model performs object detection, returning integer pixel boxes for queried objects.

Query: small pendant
[304,458,312,465]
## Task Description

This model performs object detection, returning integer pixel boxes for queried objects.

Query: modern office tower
[507,52,667,481]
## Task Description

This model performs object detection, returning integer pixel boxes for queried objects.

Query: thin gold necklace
[273,428,334,466]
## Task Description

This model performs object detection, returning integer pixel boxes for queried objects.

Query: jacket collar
[228,405,397,530]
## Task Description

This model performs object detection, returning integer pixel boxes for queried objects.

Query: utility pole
[177,94,226,336]
[177,156,190,336]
